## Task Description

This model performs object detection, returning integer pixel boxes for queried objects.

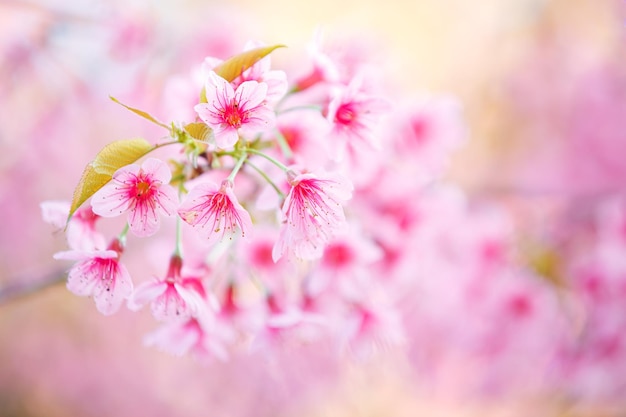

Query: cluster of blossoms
[34,25,626,412]
[44,40,408,359]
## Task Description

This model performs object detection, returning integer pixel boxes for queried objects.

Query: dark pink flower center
[280,127,303,153]
[410,117,431,146]
[130,172,158,203]
[223,102,244,128]
[335,103,356,125]
[507,294,532,318]
[251,242,275,268]
[323,242,354,268]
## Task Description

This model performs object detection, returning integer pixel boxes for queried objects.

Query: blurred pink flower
[326,77,389,161]
[195,71,275,149]
[41,201,106,251]
[178,179,253,245]
[90,158,178,238]
[232,41,288,104]
[53,238,133,316]
[128,254,207,321]
[292,29,340,92]
[273,170,353,261]
[144,308,233,361]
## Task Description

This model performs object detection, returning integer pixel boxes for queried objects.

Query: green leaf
[184,122,213,142]
[109,96,170,130]
[68,138,155,220]
[199,44,286,103]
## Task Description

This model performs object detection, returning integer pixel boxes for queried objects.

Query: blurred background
[1,0,626,416]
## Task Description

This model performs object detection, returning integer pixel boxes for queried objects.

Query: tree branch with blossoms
[41,40,409,360]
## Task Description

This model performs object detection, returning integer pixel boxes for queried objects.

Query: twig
[0,269,67,306]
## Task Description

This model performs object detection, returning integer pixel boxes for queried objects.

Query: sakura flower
[90,158,178,238]
[40,201,105,250]
[53,238,133,315]
[273,170,353,261]
[326,77,389,161]
[127,254,206,321]
[340,301,406,360]
[178,179,253,245]
[250,292,328,352]
[293,28,340,91]
[310,231,383,297]
[231,41,288,104]
[144,304,233,361]
[195,71,275,149]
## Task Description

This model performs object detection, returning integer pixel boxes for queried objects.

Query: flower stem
[273,128,293,160]
[227,153,249,182]
[247,148,289,172]
[153,140,181,150]
[118,223,130,247]
[247,161,286,199]
[174,216,183,257]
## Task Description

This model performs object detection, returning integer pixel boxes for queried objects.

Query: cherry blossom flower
[90,158,178,238]
[41,201,106,250]
[231,41,288,104]
[326,78,389,161]
[292,28,340,91]
[143,304,233,361]
[195,71,275,149]
[249,292,329,352]
[178,179,253,245]
[340,300,406,360]
[273,170,353,261]
[53,238,133,315]
[309,231,383,297]
[272,110,330,169]
[127,255,207,321]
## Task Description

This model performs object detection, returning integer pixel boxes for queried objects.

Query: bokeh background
[2,0,626,416]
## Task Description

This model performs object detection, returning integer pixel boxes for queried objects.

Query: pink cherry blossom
[273,170,353,261]
[326,78,389,161]
[127,255,207,321]
[90,158,178,238]
[41,201,106,250]
[339,300,406,360]
[272,110,330,170]
[195,71,275,149]
[178,179,253,245]
[143,306,233,361]
[293,29,340,91]
[232,41,288,104]
[53,238,133,315]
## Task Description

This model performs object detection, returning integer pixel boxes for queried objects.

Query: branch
[0,269,67,306]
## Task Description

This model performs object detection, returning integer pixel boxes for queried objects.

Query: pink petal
[40,200,70,228]
[239,106,275,135]
[144,320,199,356]
[54,249,117,262]
[207,71,235,109]
[178,182,220,225]
[128,279,167,311]
[235,80,267,111]
[90,167,140,217]
[128,202,160,237]
[262,70,288,103]
[194,103,223,127]
[151,285,189,321]
[141,157,172,184]
[156,185,179,216]
[92,262,133,315]
[66,261,100,296]
[213,127,239,149]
